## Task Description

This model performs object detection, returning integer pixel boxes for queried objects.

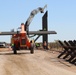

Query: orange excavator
[11,23,34,54]
[11,5,47,54]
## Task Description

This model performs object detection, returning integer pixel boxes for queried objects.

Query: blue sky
[0,0,76,43]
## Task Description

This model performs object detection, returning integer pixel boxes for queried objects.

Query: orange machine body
[11,23,31,49]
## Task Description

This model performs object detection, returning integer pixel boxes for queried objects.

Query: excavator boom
[25,5,47,33]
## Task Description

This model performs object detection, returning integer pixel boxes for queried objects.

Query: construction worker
[43,41,47,50]
[35,43,40,49]
[11,43,14,50]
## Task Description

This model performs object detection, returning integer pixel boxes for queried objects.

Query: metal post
[42,11,48,48]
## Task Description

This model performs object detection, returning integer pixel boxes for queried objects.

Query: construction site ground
[0,48,76,75]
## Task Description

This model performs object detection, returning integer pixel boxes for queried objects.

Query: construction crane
[25,5,47,34]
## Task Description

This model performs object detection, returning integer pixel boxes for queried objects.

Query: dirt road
[0,49,76,75]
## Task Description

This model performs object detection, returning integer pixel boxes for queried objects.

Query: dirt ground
[0,48,76,75]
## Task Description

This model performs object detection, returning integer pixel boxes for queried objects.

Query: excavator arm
[24,5,47,34]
